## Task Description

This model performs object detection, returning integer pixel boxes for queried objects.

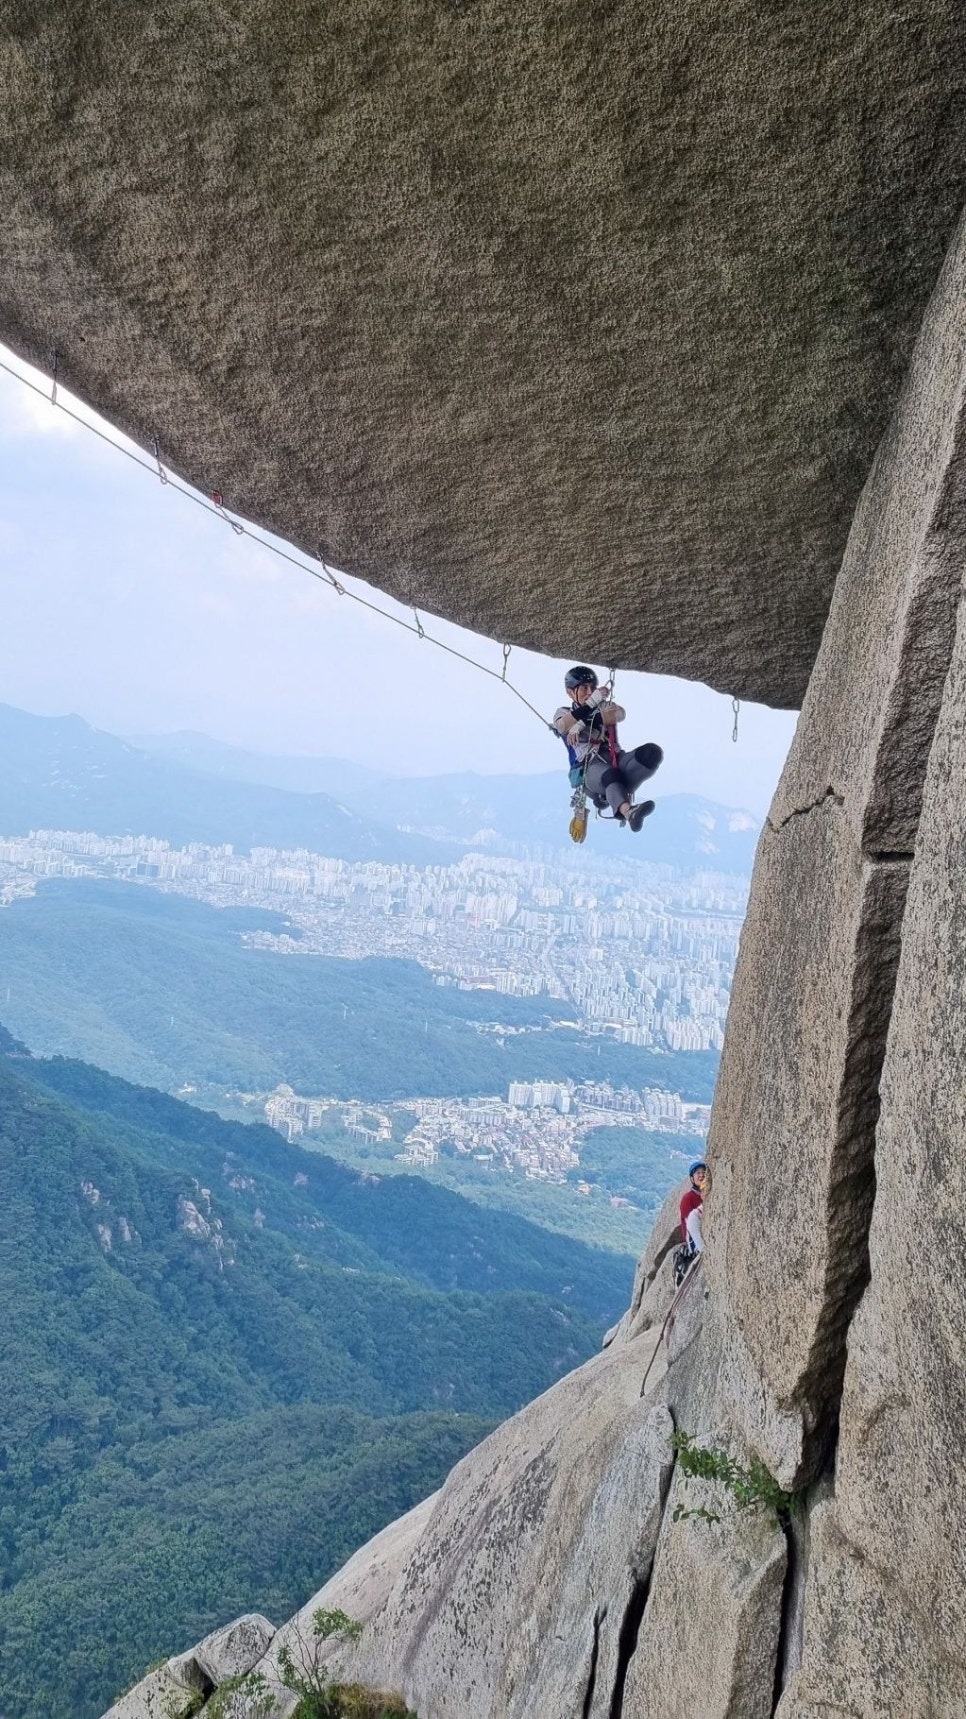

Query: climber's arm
[553,706,584,741]
[684,1204,704,1254]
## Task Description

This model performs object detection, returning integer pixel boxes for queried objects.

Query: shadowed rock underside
[3,3,966,702]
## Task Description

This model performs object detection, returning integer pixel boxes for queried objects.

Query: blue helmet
[688,1160,708,1178]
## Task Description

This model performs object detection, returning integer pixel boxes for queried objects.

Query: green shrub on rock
[206,1612,418,1719]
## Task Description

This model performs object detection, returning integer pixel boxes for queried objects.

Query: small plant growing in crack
[670,1430,797,1528]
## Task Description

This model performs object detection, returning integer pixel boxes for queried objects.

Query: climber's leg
[618,743,664,792]
[584,754,629,817]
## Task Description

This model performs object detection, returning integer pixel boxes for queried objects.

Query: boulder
[100,1617,274,1719]
[193,1614,276,1685]
[101,1657,208,1719]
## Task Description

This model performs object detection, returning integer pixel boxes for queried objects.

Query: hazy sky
[0,348,798,814]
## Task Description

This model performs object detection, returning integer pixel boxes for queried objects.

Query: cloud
[0,368,83,442]
[192,591,235,617]
[214,537,287,589]
[0,346,151,466]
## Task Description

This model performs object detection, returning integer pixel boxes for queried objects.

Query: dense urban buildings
[259,1079,711,1184]
[0,829,747,1052]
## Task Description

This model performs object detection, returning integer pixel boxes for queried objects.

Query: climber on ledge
[553,666,663,830]
[679,1160,709,1255]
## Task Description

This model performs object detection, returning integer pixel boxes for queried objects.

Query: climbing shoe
[627,800,655,832]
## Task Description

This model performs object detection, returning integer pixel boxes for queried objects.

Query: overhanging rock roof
[2,3,966,706]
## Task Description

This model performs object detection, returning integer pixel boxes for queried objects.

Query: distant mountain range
[0,702,761,871]
[132,727,762,870]
[0,703,453,866]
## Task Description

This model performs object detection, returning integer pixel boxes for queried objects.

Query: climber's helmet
[688,1160,709,1189]
[565,665,598,696]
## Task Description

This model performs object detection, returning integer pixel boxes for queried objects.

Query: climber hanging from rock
[554,665,663,841]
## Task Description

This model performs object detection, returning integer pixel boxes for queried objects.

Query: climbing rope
[732,697,740,744]
[639,1253,704,1398]
[0,350,560,737]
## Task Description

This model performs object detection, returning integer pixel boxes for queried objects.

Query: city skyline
[0,827,744,1056]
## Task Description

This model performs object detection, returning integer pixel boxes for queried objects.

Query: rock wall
[778,386,966,1719]
[5,5,966,703]
[159,207,964,1719]
[705,208,966,1491]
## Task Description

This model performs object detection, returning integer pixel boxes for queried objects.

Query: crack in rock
[770,1515,799,1716]
[766,787,845,833]
[607,1455,678,1719]
[581,1606,604,1719]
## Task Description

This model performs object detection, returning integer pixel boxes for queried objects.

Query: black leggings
[583,743,663,816]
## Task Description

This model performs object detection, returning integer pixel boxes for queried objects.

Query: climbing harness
[566,666,626,843]
[672,1243,695,1288]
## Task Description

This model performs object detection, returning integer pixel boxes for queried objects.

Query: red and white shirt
[679,1188,704,1253]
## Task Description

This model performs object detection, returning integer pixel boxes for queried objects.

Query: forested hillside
[0,880,719,1101]
[0,1042,630,1719]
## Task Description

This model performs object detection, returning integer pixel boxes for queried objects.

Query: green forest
[0,881,719,1103]
[0,1036,634,1719]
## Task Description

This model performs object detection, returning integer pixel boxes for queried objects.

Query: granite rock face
[4,5,966,702]
[622,1466,786,1719]
[705,212,966,1488]
[60,20,966,1712]
[289,1337,676,1719]
[223,206,966,1717]
[777,488,966,1717]
[603,1177,685,1348]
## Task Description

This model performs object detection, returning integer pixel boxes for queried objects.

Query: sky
[0,347,798,815]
